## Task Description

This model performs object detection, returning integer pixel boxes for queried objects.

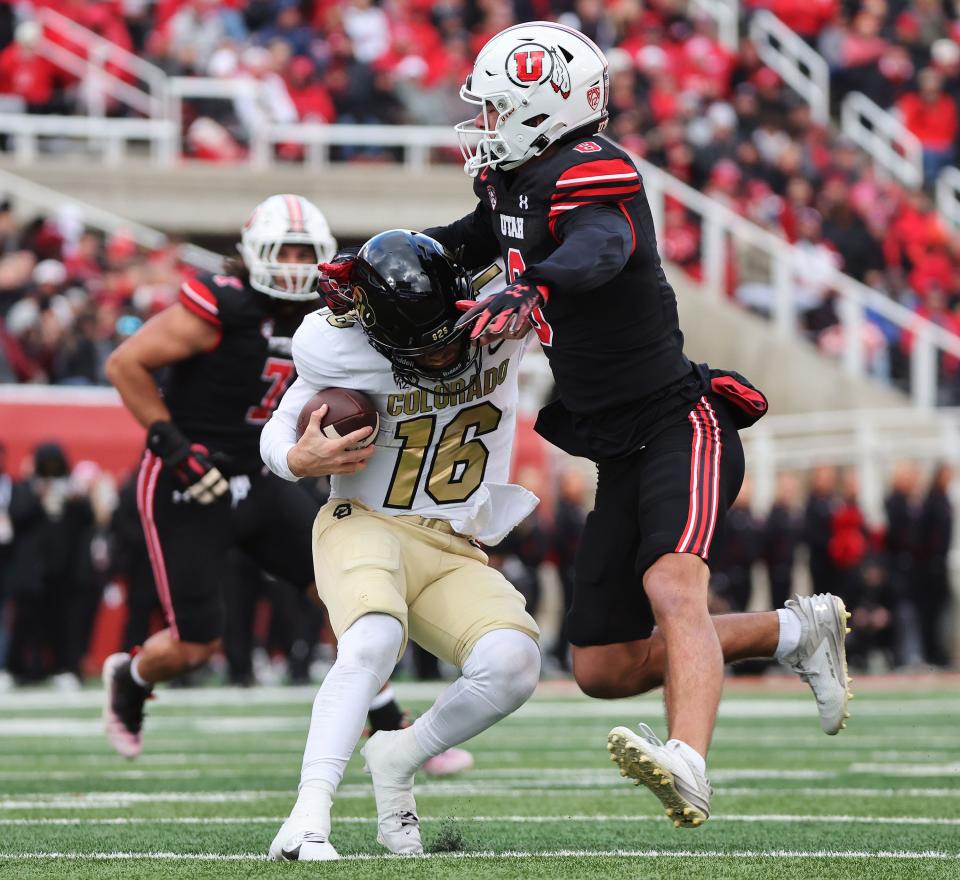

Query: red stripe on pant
[675,397,723,558]
[136,450,180,640]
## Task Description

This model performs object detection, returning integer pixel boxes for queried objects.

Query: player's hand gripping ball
[295,388,379,449]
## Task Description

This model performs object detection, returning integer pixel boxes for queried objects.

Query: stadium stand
[0,3,956,684]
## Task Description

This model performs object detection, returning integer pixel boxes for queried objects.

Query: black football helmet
[350,230,480,388]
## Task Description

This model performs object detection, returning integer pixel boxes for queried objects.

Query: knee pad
[336,613,404,687]
[464,629,541,713]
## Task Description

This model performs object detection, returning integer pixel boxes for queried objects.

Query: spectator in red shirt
[897,68,958,185]
[286,56,336,123]
[0,21,57,112]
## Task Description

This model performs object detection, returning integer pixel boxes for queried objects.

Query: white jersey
[260,310,538,545]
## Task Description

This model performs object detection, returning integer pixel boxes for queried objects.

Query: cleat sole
[607,728,708,829]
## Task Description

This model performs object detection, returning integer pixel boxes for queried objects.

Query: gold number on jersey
[383,402,503,509]
[384,416,436,509]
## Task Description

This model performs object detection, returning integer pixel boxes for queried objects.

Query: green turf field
[1,677,958,879]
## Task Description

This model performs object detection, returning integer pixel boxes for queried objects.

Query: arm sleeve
[423,200,499,271]
[524,203,633,295]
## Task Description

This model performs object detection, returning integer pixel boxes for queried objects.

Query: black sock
[368,699,405,732]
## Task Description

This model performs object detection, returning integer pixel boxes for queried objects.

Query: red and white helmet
[239,194,337,301]
[455,21,609,177]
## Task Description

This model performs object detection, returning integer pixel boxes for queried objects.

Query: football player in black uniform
[428,22,852,826]
[102,195,473,777]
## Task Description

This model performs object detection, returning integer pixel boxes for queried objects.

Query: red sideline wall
[0,385,144,478]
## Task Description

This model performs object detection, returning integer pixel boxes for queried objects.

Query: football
[295,388,379,448]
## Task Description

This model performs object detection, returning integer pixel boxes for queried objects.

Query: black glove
[316,248,360,315]
[454,279,549,342]
[147,421,228,505]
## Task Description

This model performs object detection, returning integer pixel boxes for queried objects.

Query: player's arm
[524,203,633,294]
[105,303,219,428]
[105,292,228,505]
[422,199,499,270]
[456,155,638,342]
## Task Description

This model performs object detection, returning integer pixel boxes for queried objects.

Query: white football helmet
[455,21,609,177]
[239,194,337,301]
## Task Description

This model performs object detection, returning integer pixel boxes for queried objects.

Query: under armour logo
[519,195,529,209]
[333,503,352,519]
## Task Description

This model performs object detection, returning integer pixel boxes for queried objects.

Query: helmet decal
[353,285,376,328]
[505,43,570,99]
[587,85,601,110]
[506,43,548,86]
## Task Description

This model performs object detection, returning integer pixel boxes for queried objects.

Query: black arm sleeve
[423,200,500,272]
[524,204,633,295]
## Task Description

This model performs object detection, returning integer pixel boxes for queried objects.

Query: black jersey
[164,273,311,472]
[427,133,702,458]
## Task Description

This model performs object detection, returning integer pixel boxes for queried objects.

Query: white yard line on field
[1,849,958,862]
[4,785,960,811]
[0,768,837,783]
[1,686,958,717]
[0,765,945,785]
[2,813,960,827]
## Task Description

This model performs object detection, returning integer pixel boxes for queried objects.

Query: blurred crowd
[711,462,955,673]
[0,200,190,384]
[0,437,953,690]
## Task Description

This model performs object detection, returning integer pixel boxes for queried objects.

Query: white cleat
[361,729,423,855]
[607,724,712,828]
[780,593,853,735]
[268,795,339,861]
[422,746,475,777]
[268,830,339,862]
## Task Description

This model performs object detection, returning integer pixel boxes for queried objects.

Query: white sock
[774,607,802,659]
[667,739,706,776]
[129,655,150,688]
[408,630,540,770]
[299,614,403,797]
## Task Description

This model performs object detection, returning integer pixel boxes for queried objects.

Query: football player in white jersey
[260,230,541,861]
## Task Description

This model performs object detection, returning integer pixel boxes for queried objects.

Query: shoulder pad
[549,149,641,228]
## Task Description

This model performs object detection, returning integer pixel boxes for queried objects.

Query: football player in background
[429,21,850,828]
[260,230,541,860]
[102,197,471,776]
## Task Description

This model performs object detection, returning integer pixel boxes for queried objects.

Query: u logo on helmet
[508,44,549,85]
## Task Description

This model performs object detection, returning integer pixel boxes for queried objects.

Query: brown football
[295,388,379,448]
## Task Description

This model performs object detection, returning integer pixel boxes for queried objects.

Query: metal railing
[249,121,459,170]
[840,91,923,190]
[689,0,740,51]
[35,7,167,118]
[749,10,829,124]
[2,117,958,406]
[634,151,960,408]
[0,113,177,165]
[744,407,960,524]
[0,167,222,272]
